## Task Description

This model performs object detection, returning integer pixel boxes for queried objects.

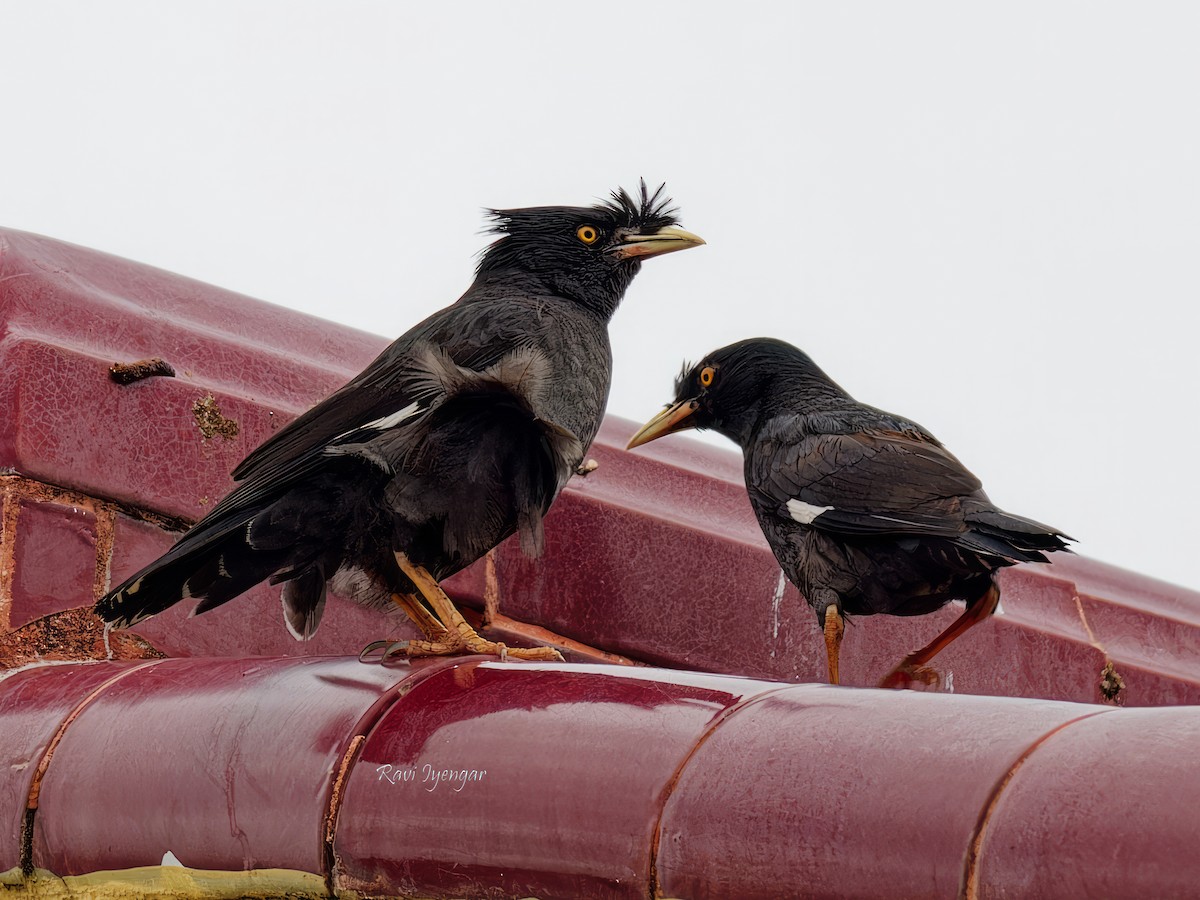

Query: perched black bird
[627,338,1070,686]
[97,182,704,661]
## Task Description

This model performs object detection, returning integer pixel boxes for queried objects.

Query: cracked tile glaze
[5,227,1200,702]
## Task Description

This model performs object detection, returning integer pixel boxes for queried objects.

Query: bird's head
[627,338,840,450]
[477,180,704,317]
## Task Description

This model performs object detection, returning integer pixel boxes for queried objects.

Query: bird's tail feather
[962,506,1073,564]
[279,564,328,640]
[96,523,291,628]
[187,535,292,617]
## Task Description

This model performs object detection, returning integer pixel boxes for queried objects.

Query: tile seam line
[558,488,766,550]
[320,656,487,898]
[5,321,361,396]
[960,706,1117,900]
[0,472,192,534]
[647,682,806,900]
[595,441,745,488]
[989,610,1200,683]
[1001,605,1200,651]
[19,658,169,874]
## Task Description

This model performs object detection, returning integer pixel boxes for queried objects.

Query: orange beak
[626,399,700,449]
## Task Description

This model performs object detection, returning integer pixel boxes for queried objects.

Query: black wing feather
[233,301,539,483]
[757,429,982,538]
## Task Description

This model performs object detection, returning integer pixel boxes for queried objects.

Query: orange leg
[392,552,563,662]
[390,592,448,639]
[823,607,844,685]
[878,582,1001,689]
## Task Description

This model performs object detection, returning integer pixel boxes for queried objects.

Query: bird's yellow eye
[576,225,600,245]
[699,366,716,387]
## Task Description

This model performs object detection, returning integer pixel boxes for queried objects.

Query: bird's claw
[381,641,412,664]
[358,640,393,663]
[359,640,414,664]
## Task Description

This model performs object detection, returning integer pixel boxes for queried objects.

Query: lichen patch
[192,395,240,442]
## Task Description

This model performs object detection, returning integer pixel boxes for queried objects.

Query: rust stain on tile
[322,733,366,896]
[324,734,365,845]
[0,473,106,514]
[0,607,165,669]
[91,504,117,602]
[0,482,19,633]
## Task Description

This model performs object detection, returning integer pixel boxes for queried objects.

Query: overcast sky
[4,3,1198,591]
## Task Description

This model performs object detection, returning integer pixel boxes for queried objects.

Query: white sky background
[3,3,1198,591]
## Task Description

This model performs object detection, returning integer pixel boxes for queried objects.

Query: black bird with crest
[97,182,704,660]
[628,338,1070,686]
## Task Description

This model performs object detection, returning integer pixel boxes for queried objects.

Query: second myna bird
[628,337,1070,686]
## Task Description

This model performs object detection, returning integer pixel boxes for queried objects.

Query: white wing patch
[787,498,834,524]
[361,401,422,432]
[328,400,424,445]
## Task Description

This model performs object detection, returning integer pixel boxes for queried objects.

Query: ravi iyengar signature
[375,763,487,793]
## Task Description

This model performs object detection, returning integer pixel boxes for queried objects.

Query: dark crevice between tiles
[19,808,34,877]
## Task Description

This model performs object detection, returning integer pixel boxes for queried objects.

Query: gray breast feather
[336,343,584,499]
[408,343,556,421]
[414,343,583,465]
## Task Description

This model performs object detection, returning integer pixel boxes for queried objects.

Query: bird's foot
[404,636,565,661]
[396,633,564,662]
[878,658,942,690]
[387,553,563,661]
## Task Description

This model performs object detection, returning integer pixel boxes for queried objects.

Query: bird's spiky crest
[598,179,679,230]
[483,179,679,238]
[674,359,697,399]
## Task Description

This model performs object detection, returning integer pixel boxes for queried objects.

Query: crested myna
[97,182,704,661]
[628,338,1070,686]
